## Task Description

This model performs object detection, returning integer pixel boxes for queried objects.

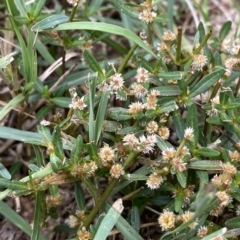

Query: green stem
[68,0,81,22]
[176,26,182,63]
[117,43,138,73]
[83,152,137,228]
[175,139,186,157]
[180,31,212,64]
[148,24,153,46]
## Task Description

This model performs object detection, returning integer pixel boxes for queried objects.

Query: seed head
[216,191,232,206]
[184,127,194,140]
[158,209,176,231]
[158,127,170,140]
[181,211,197,229]
[162,30,176,42]
[191,54,207,71]
[99,144,115,166]
[197,226,208,238]
[110,164,125,178]
[139,10,157,24]
[146,172,163,189]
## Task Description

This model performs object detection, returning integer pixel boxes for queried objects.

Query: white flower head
[184,127,194,140]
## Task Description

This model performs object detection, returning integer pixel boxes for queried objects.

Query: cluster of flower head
[158,209,198,231]
[222,38,240,71]
[67,0,85,7]
[98,144,125,179]
[139,0,157,24]
[210,160,237,217]
[69,87,87,110]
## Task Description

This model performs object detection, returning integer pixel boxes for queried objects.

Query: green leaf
[117,126,142,135]
[196,171,209,185]
[172,111,185,140]
[70,135,83,165]
[187,160,222,170]
[189,69,225,98]
[111,0,139,19]
[33,145,45,167]
[89,0,104,14]
[153,15,169,23]
[30,0,47,18]
[156,136,174,151]
[0,201,47,240]
[14,0,28,18]
[174,192,184,212]
[219,21,232,42]
[206,116,223,125]
[95,199,124,240]
[108,107,132,121]
[176,171,187,188]
[194,148,220,157]
[123,174,148,181]
[83,50,104,75]
[31,191,45,240]
[50,97,71,108]
[224,228,240,238]
[0,94,25,121]
[75,184,86,210]
[31,14,69,31]
[225,216,240,229]
[158,71,182,80]
[131,206,140,233]
[95,91,110,142]
[0,179,29,190]
[186,104,199,147]
[0,162,11,179]
[52,125,65,160]
[86,141,98,162]
[104,121,122,132]
[50,153,63,173]
[137,56,153,72]
[54,22,157,57]
[154,86,181,96]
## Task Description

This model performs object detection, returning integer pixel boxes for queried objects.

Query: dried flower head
[139,10,156,24]
[99,144,115,166]
[162,147,176,161]
[131,83,148,98]
[158,127,170,140]
[110,164,125,178]
[68,210,86,228]
[191,54,207,71]
[69,96,87,110]
[181,211,197,229]
[222,162,237,175]
[197,226,208,238]
[162,30,176,42]
[146,172,163,189]
[157,42,168,52]
[40,120,50,126]
[210,205,224,217]
[46,194,63,208]
[145,90,160,109]
[158,209,176,231]
[77,227,93,240]
[184,127,194,140]
[135,67,149,83]
[229,150,240,162]
[128,102,144,114]
[216,191,232,206]
[225,57,240,71]
[146,121,159,134]
[171,157,187,172]
[108,73,124,91]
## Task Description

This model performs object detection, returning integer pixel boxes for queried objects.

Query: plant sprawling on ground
[0,0,240,239]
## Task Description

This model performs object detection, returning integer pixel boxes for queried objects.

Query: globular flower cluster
[146,172,164,189]
[191,53,208,71]
[221,38,240,56]
[122,134,157,154]
[158,210,198,231]
[69,96,87,110]
[139,1,157,24]
[206,96,220,116]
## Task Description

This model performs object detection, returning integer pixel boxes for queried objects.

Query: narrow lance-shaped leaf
[189,69,225,98]
[0,162,11,179]
[219,21,232,42]
[50,153,63,173]
[0,179,29,190]
[31,191,45,240]
[54,22,157,57]
[52,125,65,160]
[75,184,86,210]
[70,135,83,165]
[83,50,104,75]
